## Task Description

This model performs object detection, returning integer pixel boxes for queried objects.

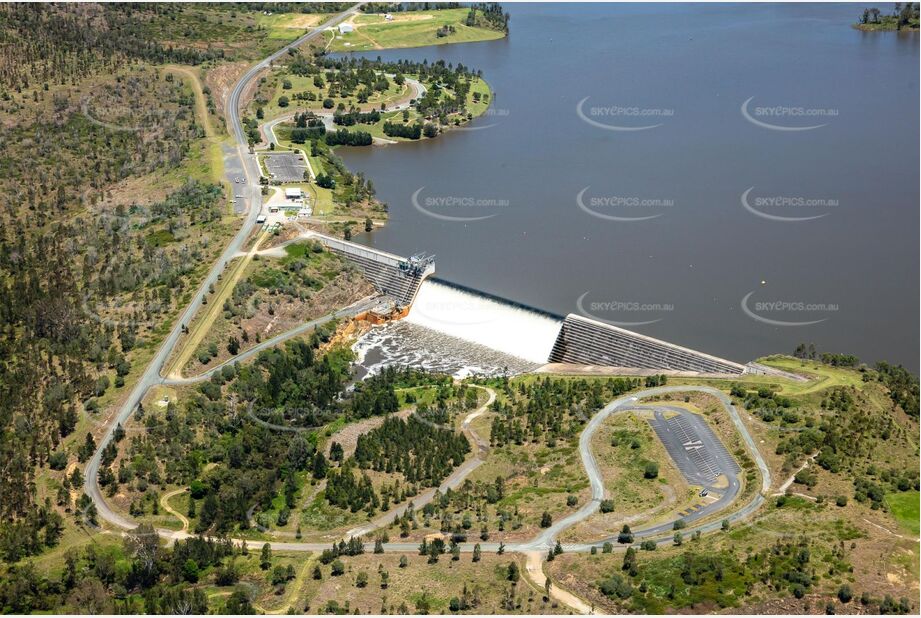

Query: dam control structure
[315,234,774,377]
[308,232,434,308]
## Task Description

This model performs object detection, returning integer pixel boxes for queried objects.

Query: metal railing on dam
[307,232,434,308]
[548,314,747,375]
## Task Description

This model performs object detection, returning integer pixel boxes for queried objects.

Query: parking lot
[263,152,308,182]
[646,407,740,486]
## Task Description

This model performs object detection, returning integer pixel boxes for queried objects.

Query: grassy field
[258,71,411,120]
[461,433,591,542]
[886,491,920,536]
[299,552,566,615]
[328,9,505,52]
[546,491,900,614]
[563,411,692,542]
[253,11,325,45]
[363,76,493,140]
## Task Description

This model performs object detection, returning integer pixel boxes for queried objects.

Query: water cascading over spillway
[405,279,563,364]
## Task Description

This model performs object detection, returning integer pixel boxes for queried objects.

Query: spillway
[404,279,564,364]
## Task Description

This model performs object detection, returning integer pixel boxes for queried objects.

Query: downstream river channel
[340,3,919,369]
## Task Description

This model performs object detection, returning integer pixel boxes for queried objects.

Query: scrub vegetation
[1,3,918,616]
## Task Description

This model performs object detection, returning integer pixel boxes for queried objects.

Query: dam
[318,233,748,376]
[308,232,433,307]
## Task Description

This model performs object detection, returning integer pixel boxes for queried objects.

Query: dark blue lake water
[340,3,920,369]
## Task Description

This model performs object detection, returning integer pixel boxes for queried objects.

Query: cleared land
[327,9,505,52]
[886,490,920,536]
[180,242,374,377]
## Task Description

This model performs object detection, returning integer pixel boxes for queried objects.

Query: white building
[285,187,303,200]
[338,23,354,34]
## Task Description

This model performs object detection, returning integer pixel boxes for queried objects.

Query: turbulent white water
[405,280,563,363]
[351,279,564,378]
[353,320,538,379]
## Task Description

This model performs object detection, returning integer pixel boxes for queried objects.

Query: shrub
[49,451,68,470]
[599,573,633,599]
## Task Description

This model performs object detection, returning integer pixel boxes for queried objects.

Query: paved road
[85,5,772,558]
[85,3,364,532]
[262,75,424,147]
[97,371,770,555]
[522,385,770,552]
[163,295,381,386]
[343,384,495,537]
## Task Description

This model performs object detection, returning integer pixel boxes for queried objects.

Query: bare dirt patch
[325,409,413,459]
[204,61,250,121]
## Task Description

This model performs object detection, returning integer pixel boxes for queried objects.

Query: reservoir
[341,3,920,370]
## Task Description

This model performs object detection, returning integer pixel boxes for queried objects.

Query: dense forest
[490,376,641,448]
[0,0,238,562]
[0,524,266,613]
[0,4,223,91]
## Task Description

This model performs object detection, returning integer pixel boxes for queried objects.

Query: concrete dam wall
[327,234,746,375]
[309,233,433,308]
[548,314,746,375]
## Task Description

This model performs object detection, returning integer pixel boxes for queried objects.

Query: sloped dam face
[353,279,745,378]
[354,280,564,378]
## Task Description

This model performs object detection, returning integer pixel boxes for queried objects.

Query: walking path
[85,9,779,614]
[773,452,818,495]
[524,551,598,615]
[160,488,190,534]
[344,384,495,537]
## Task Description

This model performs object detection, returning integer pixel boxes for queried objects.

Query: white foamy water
[353,320,538,379]
[405,280,563,363]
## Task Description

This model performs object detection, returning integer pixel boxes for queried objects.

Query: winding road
[84,3,364,532]
[83,9,775,614]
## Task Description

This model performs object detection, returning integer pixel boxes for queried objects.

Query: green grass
[886,490,920,536]
[259,71,409,120]
[145,229,176,246]
[328,9,505,52]
[254,11,326,44]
